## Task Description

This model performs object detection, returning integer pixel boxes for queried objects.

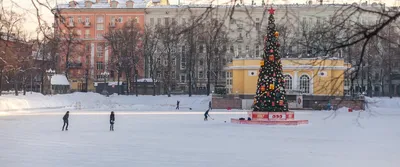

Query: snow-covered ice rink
[0,110,399,167]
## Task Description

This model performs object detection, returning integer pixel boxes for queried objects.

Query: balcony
[67,62,82,68]
[67,22,75,28]
[83,22,91,27]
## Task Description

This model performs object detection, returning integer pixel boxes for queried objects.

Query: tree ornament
[277,43,280,47]
[270,49,274,53]
[271,102,275,106]
[269,55,274,61]
[260,85,266,92]
[269,84,274,90]
[260,60,264,66]
[274,31,279,37]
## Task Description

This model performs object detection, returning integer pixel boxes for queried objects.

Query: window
[180,74,186,83]
[284,75,292,90]
[172,58,176,66]
[199,59,204,66]
[256,18,260,21]
[199,71,204,78]
[172,18,176,25]
[172,71,176,79]
[199,45,204,53]
[96,75,103,80]
[230,45,234,53]
[77,16,82,23]
[76,30,81,36]
[255,45,260,57]
[96,33,103,39]
[150,18,154,25]
[238,45,242,55]
[97,16,104,23]
[85,43,91,52]
[164,17,169,25]
[97,43,104,57]
[256,23,260,31]
[69,16,74,26]
[299,75,310,93]
[181,54,186,69]
[96,62,104,70]
[118,17,123,23]
[84,30,90,38]
[85,17,90,26]
[156,71,161,78]
[246,45,249,53]
[97,23,104,30]
[344,79,350,87]
[157,18,161,25]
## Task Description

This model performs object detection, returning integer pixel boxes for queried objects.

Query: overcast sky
[1,0,397,35]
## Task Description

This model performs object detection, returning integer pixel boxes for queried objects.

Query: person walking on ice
[204,109,212,121]
[62,111,69,131]
[176,100,180,110]
[110,111,115,131]
[209,101,212,110]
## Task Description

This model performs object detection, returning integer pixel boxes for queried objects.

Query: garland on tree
[252,7,288,112]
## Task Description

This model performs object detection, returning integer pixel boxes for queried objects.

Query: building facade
[54,0,399,96]
[225,58,350,97]
[55,0,146,92]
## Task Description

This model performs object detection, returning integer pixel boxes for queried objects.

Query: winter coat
[63,113,69,121]
[110,113,115,124]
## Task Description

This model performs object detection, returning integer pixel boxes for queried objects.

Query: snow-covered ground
[0,92,212,112]
[0,110,399,167]
[0,94,400,166]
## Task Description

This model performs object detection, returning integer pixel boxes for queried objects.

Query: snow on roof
[50,74,70,85]
[57,0,149,9]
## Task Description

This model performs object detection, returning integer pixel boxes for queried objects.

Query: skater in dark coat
[62,111,69,131]
[110,111,115,131]
[176,100,180,110]
[204,109,210,121]
[209,101,212,110]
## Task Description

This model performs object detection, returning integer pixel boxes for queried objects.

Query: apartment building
[54,0,146,91]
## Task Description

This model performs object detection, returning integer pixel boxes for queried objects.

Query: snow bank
[0,92,211,112]
[364,97,400,112]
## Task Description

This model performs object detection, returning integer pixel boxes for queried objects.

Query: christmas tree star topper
[268,7,275,14]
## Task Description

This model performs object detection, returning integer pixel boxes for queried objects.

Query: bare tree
[143,25,159,96]
[104,19,143,96]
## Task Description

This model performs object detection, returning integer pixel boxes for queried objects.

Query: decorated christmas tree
[252,7,288,112]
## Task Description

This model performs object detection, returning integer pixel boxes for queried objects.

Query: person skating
[62,111,69,131]
[209,101,212,110]
[176,100,180,110]
[110,111,115,131]
[204,109,211,121]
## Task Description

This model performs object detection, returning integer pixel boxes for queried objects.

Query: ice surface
[0,110,399,167]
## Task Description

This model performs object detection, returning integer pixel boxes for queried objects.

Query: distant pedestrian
[176,100,180,110]
[110,111,115,131]
[209,101,212,110]
[204,109,211,121]
[62,111,69,131]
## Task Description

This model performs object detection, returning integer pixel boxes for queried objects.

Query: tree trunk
[117,69,121,95]
[134,66,138,97]
[0,69,2,96]
[14,79,18,96]
[125,69,130,95]
[40,72,44,94]
[206,52,211,96]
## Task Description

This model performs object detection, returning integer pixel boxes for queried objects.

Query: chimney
[85,0,93,7]
[69,1,77,7]
[126,0,134,8]
[110,0,119,8]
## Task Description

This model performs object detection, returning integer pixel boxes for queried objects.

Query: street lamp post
[101,71,110,96]
[46,69,55,95]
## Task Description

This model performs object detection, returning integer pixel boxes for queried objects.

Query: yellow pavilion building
[224,58,351,97]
